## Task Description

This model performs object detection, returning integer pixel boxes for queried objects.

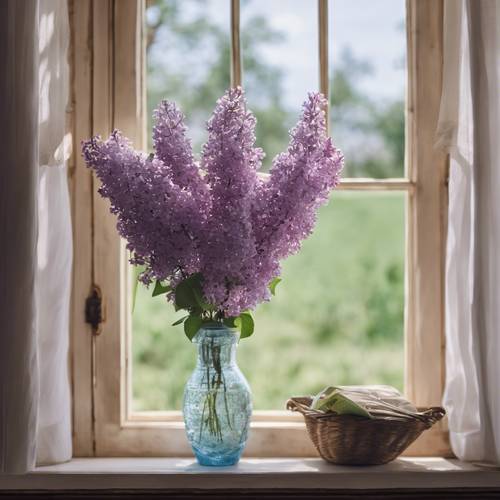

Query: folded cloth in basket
[311,385,420,420]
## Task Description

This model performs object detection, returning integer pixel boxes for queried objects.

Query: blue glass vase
[183,324,252,466]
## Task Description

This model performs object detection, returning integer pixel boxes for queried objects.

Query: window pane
[146,0,230,154]
[133,1,407,413]
[242,191,405,408]
[132,192,405,411]
[132,282,194,411]
[241,0,318,170]
[329,0,406,178]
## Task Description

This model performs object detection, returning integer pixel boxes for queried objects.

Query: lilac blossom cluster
[82,88,343,317]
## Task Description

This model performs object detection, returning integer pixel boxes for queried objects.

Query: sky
[147,0,407,134]
[240,0,405,109]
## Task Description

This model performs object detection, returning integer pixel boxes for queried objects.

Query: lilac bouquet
[82,88,343,340]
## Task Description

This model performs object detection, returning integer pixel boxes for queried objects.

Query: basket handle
[286,398,312,415]
[420,406,446,426]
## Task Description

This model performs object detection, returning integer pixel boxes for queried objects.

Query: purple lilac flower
[199,88,264,316]
[82,130,204,285]
[253,92,343,262]
[81,88,344,317]
[153,100,209,211]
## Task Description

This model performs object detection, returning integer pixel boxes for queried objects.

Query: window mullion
[258,172,414,192]
[337,178,414,192]
[318,0,329,130]
[230,0,242,88]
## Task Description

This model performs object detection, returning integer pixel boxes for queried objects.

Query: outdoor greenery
[132,0,406,410]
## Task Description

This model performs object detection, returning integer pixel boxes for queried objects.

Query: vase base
[193,448,242,467]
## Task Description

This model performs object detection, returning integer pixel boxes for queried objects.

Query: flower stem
[197,340,232,441]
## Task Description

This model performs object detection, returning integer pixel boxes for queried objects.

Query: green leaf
[174,273,215,312]
[223,316,237,328]
[152,280,172,297]
[235,312,255,339]
[172,315,189,326]
[269,277,282,296]
[174,273,202,309]
[184,314,203,341]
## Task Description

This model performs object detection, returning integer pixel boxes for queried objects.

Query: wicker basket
[287,396,445,465]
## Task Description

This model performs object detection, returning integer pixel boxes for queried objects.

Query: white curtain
[437,0,500,464]
[0,0,72,473]
[36,0,72,467]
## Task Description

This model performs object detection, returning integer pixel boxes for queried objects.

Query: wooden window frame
[69,0,450,457]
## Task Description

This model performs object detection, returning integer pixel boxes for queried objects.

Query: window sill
[1,457,499,491]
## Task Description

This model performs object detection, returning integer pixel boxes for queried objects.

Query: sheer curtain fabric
[0,0,72,473]
[437,0,500,464]
[36,0,72,467]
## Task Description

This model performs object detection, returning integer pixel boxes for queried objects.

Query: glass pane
[145,0,230,154]
[132,281,195,411]
[134,1,406,412]
[242,192,405,409]
[241,0,318,170]
[329,0,407,178]
[132,192,405,411]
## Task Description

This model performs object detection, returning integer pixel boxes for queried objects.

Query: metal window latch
[85,285,103,335]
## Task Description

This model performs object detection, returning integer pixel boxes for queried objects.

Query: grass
[131,191,405,411]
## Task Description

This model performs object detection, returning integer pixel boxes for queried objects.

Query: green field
[132,191,406,411]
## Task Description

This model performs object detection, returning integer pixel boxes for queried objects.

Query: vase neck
[194,326,238,369]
